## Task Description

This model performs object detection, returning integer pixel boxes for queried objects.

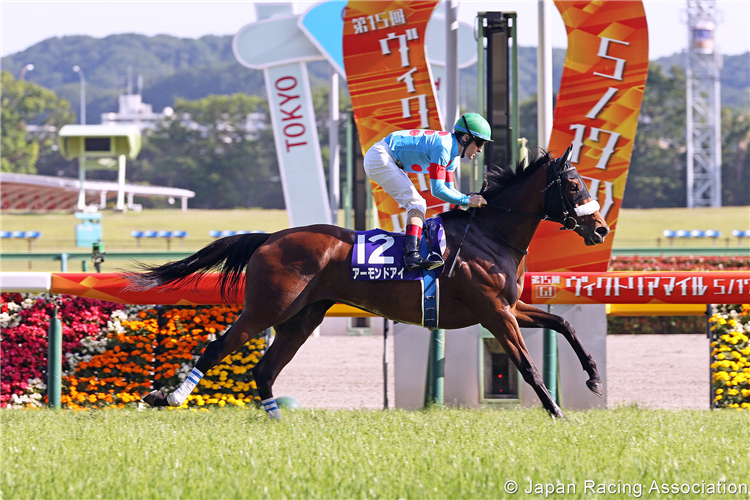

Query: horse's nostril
[596,226,610,237]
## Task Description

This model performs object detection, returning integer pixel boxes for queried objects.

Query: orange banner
[343,0,448,231]
[49,273,243,306]
[48,272,749,306]
[527,1,649,272]
[520,272,749,305]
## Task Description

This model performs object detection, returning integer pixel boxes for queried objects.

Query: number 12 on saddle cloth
[350,217,446,281]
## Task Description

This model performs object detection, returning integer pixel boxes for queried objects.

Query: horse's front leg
[513,301,602,397]
[481,305,565,419]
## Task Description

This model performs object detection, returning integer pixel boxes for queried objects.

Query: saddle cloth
[350,216,446,281]
[350,217,446,329]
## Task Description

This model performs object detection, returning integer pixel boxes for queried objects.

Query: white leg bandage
[261,397,282,420]
[167,367,204,407]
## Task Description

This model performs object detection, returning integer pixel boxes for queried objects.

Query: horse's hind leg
[514,301,603,397]
[143,308,272,408]
[252,300,335,419]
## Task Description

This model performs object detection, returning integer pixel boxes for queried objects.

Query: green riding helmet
[453,113,492,157]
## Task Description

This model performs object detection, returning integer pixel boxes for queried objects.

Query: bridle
[481,146,584,239]
[447,147,587,276]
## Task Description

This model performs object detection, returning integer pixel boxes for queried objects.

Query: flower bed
[710,304,750,410]
[64,304,263,410]
[1,293,120,408]
[608,255,750,272]
[1,293,264,410]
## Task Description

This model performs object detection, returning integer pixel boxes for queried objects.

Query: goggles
[460,115,486,150]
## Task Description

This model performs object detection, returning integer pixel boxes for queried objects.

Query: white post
[99,191,107,208]
[329,66,340,224]
[537,0,553,149]
[77,154,87,210]
[445,0,460,188]
[116,154,126,211]
[181,197,188,212]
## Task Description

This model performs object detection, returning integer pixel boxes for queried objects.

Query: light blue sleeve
[429,178,470,206]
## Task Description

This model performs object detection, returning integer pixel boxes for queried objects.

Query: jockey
[364,113,490,271]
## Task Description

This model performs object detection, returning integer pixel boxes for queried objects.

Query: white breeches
[363,139,427,216]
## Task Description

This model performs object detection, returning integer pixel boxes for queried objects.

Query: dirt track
[272,334,710,411]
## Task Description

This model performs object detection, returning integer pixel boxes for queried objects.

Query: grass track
[3,407,749,499]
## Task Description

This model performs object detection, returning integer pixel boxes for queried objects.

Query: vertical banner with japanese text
[343,1,446,232]
[527,1,649,272]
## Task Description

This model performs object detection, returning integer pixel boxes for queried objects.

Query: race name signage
[521,272,750,305]
[343,0,448,232]
[527,1,649,272]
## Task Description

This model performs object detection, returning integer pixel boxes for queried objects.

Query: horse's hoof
[586,379,603,398]
[142,390,169,407]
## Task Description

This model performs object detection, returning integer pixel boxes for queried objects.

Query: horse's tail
[123,233,271,302]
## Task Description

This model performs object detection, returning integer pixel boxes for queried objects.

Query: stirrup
[422,251,444,270]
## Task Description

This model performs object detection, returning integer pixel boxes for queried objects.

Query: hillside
[4,34,747,125]
[1,34,252,124]
[653,51,749,109]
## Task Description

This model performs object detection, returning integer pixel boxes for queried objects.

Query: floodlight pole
[19,64,34,80]
[73,66,86,125]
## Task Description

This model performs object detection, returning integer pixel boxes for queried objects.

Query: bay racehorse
[128,147,609,419]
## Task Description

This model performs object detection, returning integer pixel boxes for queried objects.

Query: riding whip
[447,181,487,278]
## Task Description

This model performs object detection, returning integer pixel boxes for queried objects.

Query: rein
[447,155,581,276]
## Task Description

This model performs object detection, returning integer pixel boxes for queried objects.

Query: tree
[0,71,74,174]
[623,64,688,208]
[127,93,282,209]
[721,107,750,206]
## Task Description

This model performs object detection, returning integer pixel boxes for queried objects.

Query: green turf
[1,207,748,272]
[2,407,748,499]
[613,206,750,248]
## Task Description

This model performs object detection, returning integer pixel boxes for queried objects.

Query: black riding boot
[404,234,423,271]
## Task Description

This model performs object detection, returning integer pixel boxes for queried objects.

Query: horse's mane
[440,147,552,220]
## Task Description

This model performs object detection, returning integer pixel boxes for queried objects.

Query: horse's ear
[557,146,573,171]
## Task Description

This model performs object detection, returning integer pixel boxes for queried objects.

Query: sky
[1,0,749,60]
